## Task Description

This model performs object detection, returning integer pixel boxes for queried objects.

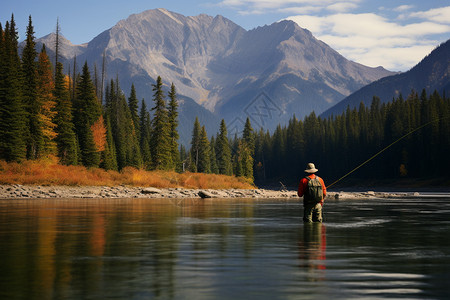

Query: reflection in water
[0,198,258,299]
[298,223,327,277]
[1,197,450,299]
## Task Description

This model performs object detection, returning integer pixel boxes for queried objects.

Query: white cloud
[347,45,436,71]
[286,12,450,71]
[218,0,362,13]
[278,6,323,14]
[327,2,359,12]
[218,1,450,71]
[408,6,450,24]
[393,5,414,12]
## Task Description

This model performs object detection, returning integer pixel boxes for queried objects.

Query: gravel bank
[0,184,421,200]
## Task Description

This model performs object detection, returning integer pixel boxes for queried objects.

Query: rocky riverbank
[0,184,422,200]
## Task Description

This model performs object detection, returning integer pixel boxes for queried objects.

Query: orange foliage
[0,160,255,189]
[63,75,71,90]
[91,115,107,152]
[37,49,58,154]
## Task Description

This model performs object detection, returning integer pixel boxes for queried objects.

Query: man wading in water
[297,163,327,223]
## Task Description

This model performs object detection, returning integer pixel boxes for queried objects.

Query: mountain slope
[34,8,395,140]
[321,39,450,118]
[213,20,393,129]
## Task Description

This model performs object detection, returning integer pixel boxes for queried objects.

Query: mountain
[211,20,393,129]
[32,8,394,143]
[321,39,450,118]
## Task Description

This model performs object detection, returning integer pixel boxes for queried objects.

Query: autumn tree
[36,45,57,156]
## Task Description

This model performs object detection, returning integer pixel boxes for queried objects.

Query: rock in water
[198,190,215,198]
[141,187,162,194]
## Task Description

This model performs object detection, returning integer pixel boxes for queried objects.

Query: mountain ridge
[321,39,450,118]
[31,8,395,143]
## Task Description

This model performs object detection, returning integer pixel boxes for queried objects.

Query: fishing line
[327,116,446,189]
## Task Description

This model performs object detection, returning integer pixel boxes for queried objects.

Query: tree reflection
[0,198,259,299]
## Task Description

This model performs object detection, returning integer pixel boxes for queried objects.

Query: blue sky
[1,0,449,71]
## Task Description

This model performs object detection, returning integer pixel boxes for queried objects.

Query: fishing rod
[327,116,446,189]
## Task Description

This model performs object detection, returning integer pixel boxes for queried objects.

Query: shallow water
[0,196,449,299]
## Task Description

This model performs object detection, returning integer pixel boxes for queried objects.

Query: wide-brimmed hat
[304,163,318,173]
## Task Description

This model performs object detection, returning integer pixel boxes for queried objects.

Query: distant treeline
[253,90,450,185]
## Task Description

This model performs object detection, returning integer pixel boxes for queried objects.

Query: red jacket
[297,174,327,204]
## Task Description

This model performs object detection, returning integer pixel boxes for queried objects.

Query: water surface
[0,196,449,299]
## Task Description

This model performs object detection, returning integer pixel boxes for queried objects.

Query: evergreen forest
[1,15,449,187]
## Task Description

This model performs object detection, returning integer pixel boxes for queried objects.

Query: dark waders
[303,202,323,223]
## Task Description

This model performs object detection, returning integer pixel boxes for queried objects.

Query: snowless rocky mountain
[321,39,450,118]
[35,8,394,143]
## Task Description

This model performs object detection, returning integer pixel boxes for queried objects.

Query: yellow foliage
[0,160,255,189]
[91,115,107,152]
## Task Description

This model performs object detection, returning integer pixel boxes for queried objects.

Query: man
[297,163,327,223]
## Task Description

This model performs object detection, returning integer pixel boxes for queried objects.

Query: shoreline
[0,184,425,200]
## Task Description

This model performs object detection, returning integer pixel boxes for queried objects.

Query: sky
[1,0,449,71]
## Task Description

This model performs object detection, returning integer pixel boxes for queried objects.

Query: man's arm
[319,177,326,199]
[297,178,306,197]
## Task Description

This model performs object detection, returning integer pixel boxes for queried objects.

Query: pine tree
[105,80,128,169]
[100,50,106,105]
[73,61,102,167]
[187,150,196,172]
[71,55,77,100]
[179,144,188,172]
[128,84,140,140]
[106,79,142,169]
[197,126,211,173]
[243,117,255,155]
[100,114,118,170]
[190,117,201,172]
[253,128,267,181]
[271,125,285,178]
[54,18,60,71]
[167,83,179,170]
[286,116,304,178]
[233,145,243,178]
[0,17,26,162]
[36,45,57,157]
[22,15,43,159]
[241,117,255,179]
[53,62,78,165]
[209,136,219,174]
[216,119,232,175]
[150,76,171,170]
[139,99,152,169]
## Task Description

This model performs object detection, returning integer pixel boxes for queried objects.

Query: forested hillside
[1,15,449,187]
[0,16,254,182]
[254,91,450,186]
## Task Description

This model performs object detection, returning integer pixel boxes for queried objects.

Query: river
[0,196,449,299]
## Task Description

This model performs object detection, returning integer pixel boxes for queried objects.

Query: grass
[0,158,255,189]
